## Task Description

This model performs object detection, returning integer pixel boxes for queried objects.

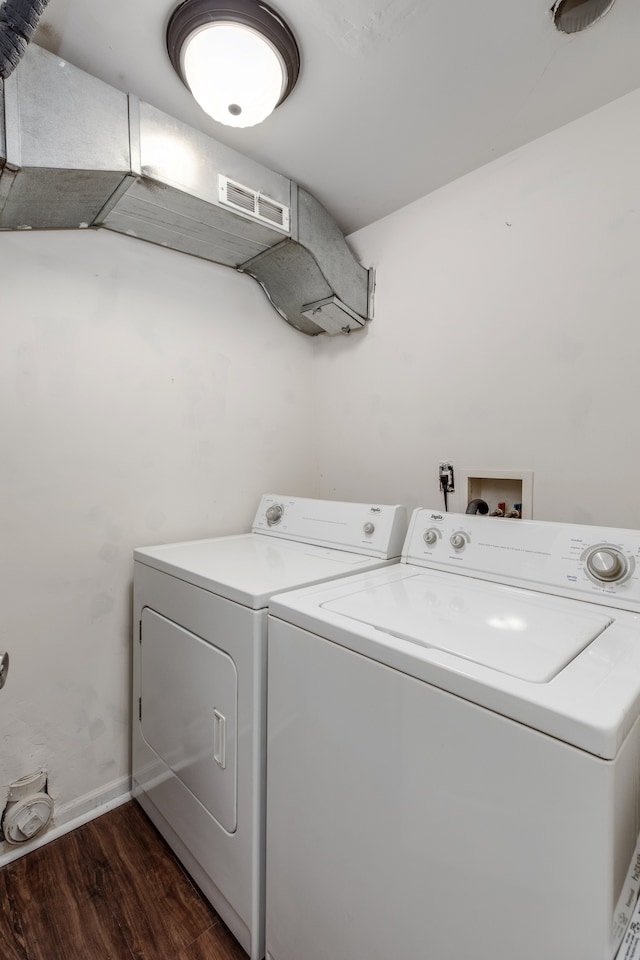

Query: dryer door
[139,607,237,832]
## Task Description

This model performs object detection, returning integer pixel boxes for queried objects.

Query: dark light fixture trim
[552,0,616,34]
[166,0,300,108]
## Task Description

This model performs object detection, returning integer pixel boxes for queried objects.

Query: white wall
[3,84,640,860]
[0,229,317,854]
[314,88,640,528]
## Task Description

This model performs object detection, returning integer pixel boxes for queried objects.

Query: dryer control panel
[404,508,640,612]
[252,495,408,559]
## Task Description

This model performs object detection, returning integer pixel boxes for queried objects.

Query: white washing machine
[266,508,640,960]
[131,494,407,960]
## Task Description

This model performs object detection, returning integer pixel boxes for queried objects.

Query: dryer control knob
[586,547,626,582]
[266,504,284,525]
[450,533,466,550]
[423,529,437,546]
[363,522,375,536]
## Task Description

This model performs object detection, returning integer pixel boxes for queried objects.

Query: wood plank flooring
[0,800,248,960]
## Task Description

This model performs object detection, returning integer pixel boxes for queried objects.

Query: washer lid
[322,572,612,682]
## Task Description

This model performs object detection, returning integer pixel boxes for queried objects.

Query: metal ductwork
[0,44,373,336]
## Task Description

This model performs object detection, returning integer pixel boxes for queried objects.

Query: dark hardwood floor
[0,800,249,960]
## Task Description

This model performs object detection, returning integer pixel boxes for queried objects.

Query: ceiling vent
[0,44,373,337]
[219,175,290,232]
[552,0,616,34]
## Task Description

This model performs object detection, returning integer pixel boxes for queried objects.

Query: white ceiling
[33,0,640,235]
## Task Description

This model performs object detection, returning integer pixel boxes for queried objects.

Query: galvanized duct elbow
[0,0,49,79]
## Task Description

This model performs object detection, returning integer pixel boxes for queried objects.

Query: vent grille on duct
[219,175,290,232]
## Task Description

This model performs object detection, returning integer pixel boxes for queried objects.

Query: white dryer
[131,494,407,960]
[266,508,640,960]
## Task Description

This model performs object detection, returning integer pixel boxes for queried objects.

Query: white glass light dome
[182,23,286,128]
[167,0,300,129]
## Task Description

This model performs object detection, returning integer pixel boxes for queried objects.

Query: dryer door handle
[213,709,227,769]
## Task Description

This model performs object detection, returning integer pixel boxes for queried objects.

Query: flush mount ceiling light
[552,0,616,34]
[166,0,300,128]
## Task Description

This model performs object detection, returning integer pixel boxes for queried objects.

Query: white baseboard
[0,775,132,868]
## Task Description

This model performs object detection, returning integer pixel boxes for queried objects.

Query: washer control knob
[266,504,283,525]
[586,547,626,582]
[423,529,438,546]
[363,522,375,536]
[450,533,466,550]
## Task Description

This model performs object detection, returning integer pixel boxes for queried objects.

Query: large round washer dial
[266,504,284,525]
[585,546,627,582]
[423,529,438,546]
